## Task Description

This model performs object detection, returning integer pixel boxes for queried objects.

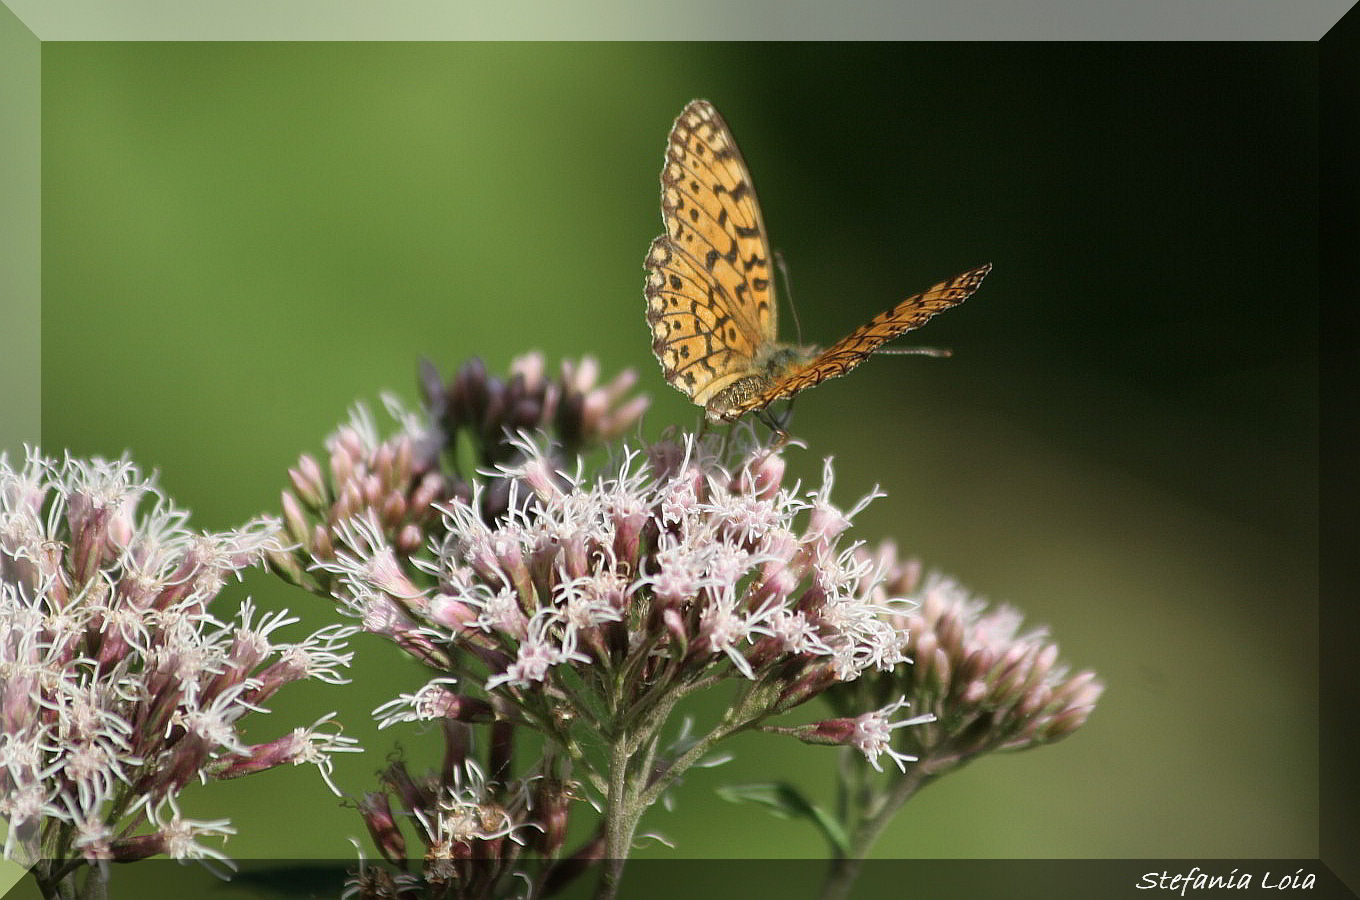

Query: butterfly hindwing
[645,235,756,403]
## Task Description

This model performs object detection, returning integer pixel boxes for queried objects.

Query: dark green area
[39,43,1316,863]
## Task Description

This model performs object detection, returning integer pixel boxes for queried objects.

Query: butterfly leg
[754,408,791,453]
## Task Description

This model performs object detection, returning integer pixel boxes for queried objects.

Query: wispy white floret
[373,677,461,729]
[849,697,935,773]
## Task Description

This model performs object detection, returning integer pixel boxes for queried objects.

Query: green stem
[31,859,106,900]
[596,736,641,900]
[817,758,937,900]
[75,865,109,900]
[593,692,761,899]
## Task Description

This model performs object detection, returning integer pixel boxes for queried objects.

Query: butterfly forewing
[738,263,993,414]
[645,100,776,405]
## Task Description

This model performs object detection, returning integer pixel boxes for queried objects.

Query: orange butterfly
[644,99,990,434]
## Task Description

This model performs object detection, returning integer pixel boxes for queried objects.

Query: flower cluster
[0,449,357,875]
[315,425,943,883]
[271,353,649,599]
[266,351,1102,898]
[271,395,447,599]
[330,429,918,778]
[827,544,1104,774]
[340,435,908,723]
[348,721,595,900]
[420,354,649,478]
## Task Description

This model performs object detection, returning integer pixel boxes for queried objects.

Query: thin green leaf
[715,782,850,854]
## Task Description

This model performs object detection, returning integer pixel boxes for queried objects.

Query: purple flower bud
[1042,699,1100,741]
[429,593,479,632]
[1012,682,1052,723]
[214,730,309,779]
[383,758,434,819]
[450,356,489,425]
[510,397,544,430]
[606,395,651,437]
[1058,670,1105,705]
[337,480,363,522]
[530,777,573,857]
[512,351,547,391]
[311,524,334,560]
[960,679,989,707]
[662,607,689,652]
[802,716,858,745]
[564,356,599,393]
[380,493,407,529]
[740,450,786,500]
[480,375,507,432]
[360,791,407,863]
[410,471,446,518]
[110,833,167,863]
[418,357,447,416]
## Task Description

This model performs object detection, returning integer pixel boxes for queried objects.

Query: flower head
[797,696,935,772]
[0,449,356,868]
[333,430,900,722]
[826,544,1104,771]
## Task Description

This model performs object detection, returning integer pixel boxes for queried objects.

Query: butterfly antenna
[774,249,806,346]
[876,346,954,357]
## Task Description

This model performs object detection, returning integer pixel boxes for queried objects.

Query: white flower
[850,698,935,773]
[143,795,237,873]
[485,608,589,690]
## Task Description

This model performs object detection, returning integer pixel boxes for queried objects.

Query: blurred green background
[34,42,1315,867]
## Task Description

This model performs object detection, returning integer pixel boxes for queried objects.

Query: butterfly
[644,99,990,435]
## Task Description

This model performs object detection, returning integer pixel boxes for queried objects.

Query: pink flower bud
[329,445,355,491]
[280,491,311,545]
[429,593,479,632]
[410,471,446,518]
[289,457,327,508]
[739,450,785,500]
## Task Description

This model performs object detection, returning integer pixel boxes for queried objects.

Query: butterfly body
[644,99,989,428]
[703,344,819,423]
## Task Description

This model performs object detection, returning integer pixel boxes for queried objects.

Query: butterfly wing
[645,100,777,406]
[733,263,992,415]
